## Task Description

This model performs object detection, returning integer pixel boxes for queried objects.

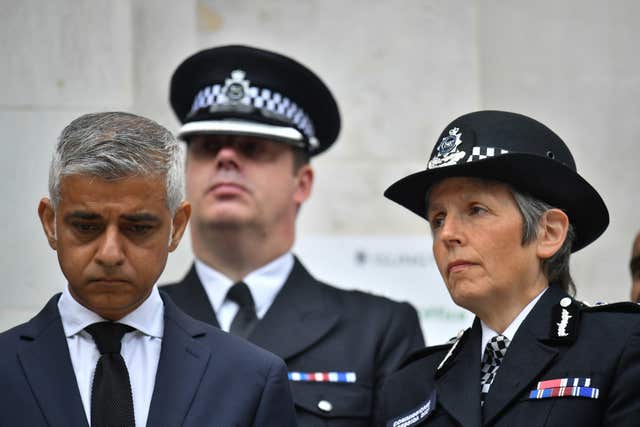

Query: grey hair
[512,188,576,296]
[49,112,184,214]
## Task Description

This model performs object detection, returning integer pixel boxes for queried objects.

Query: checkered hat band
[466,146,509,162]
[189,84,316,140]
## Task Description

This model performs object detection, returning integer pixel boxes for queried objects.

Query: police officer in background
[380,111,640,426]
[161,45,425,425]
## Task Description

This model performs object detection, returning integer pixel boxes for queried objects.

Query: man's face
[38,175,189,320]
[630,233,640,302]
[427,177,543,315]
[185,134,312,233]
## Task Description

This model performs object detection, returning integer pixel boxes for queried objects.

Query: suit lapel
[170,265,220,327]
[147,294,212,427]
[435,319,483,427]
[249,257,340,361]
[17,295,89,427]
[482,287,564,425]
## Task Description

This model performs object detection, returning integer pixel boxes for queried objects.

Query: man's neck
[191,226,294,282]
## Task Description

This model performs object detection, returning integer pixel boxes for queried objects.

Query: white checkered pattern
[480,335,510,404]
[189,84,316,141]
[466,146,509,162]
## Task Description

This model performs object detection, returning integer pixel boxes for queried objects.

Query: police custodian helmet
[384,110,609,252]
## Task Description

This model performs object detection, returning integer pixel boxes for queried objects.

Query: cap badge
[428,127,466,169]
[222,69,250,103]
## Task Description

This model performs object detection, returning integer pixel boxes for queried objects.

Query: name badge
[386,389,437,427]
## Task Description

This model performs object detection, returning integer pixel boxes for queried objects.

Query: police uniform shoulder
[398,342,453,370]
[321,280,409,309]
[579,300,640,314]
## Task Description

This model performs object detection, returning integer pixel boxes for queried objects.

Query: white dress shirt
[194,252,294,331]
[58,285,164,427]
[480,287,548,359]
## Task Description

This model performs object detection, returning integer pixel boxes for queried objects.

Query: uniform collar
[58,284,164,339]
[480,286,548,358]
[194,252,294,316]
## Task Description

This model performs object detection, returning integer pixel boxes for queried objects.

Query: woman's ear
[536,208,569,259]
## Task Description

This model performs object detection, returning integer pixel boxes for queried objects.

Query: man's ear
[536,208,569,259]
[168,201,191,252]
[293,164,314,205]
[38,198,58,250]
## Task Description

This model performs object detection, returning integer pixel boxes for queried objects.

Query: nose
[95,226,125,267]
[215,144,241,170]
[438,214,465,247]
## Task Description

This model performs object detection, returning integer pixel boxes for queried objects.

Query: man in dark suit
[381,111,640,426]
[0,112,296,427]
[162,45,425,425]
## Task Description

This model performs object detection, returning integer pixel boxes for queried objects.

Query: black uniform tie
[86,322,136,427]
[227,282,258,338]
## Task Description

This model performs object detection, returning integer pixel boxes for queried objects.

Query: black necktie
[86,322,136,427]
[227,282,258,338]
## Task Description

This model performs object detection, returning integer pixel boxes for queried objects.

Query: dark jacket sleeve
[373,302,425,425]
[601,318,640,426]
[253,356,298,427]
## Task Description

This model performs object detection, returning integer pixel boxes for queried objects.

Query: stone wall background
[1,0,638,330]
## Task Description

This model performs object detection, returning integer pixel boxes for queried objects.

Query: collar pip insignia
[428,127,466,169]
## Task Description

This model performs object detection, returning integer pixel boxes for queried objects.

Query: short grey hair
[512,189,576,296]
[49,112,184,214]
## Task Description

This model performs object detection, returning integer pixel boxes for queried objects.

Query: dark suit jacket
[0,292,297,427]
[381,285,640,427]
[162,257,425,426]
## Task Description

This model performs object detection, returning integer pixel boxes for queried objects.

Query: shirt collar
[480,286,548,358]
[195,252,294,314]
[58,284,164,339]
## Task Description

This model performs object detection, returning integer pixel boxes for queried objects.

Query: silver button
[560,297,572,308]
[317,400,333,413]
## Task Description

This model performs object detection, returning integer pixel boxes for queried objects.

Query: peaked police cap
[170,45,340,156]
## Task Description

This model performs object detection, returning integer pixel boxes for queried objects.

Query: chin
[447,282,486,313]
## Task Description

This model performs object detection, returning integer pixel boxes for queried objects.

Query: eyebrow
[121,213,161,223]
[63,212,160,222]
[64,211,102,221]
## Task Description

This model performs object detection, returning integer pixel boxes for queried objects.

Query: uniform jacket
[162,257,425,426]
[0,292,297,427]
[381,285,640,427]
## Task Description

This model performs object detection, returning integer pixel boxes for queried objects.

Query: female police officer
[380,111,640,427]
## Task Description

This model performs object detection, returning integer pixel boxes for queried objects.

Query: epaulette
[548,297,640,344]
[548,296,580,343]
[580,301,640,314]
[398,342,453,370]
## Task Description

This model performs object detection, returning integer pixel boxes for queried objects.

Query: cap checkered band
[480,335,510,404]
[188,72,316,143]
[467,146,509,163]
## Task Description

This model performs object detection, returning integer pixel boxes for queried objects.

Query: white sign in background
[294,235,474,345]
